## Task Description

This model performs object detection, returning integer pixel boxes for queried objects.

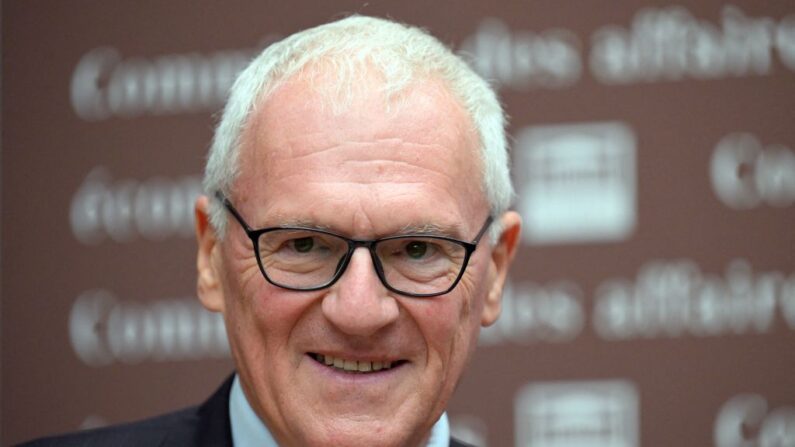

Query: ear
[195,195,225,313]
[481,211,521,326]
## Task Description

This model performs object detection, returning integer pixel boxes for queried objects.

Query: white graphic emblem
[515,380,639,447]
[515,122,636,244]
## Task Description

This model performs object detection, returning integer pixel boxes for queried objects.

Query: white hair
[204,15,514,242]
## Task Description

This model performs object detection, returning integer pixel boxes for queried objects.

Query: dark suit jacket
[19,375,474,447]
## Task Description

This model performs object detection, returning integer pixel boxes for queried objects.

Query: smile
[309,353,403,373]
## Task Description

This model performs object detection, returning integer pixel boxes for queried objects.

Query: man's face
[196,70,519,447]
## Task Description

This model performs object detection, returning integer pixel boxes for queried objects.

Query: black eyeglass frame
[215,191,493,298]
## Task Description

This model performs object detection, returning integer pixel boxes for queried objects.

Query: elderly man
[24,15,520,447]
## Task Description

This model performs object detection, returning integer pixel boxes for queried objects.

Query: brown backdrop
[3,1,794,446]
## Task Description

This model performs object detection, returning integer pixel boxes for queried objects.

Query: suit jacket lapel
[196,374,235,447]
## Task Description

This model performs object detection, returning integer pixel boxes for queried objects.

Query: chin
[297,419,427,447]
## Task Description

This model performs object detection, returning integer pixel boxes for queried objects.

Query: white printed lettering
[594,259,791,340]
[480,280,584,344]
[70,46,257,121]
[69,289,229,366]
[460,18,582,90]
[711,133,795,209]
[70,168,202,244]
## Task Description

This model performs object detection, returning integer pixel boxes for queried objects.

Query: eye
[291,237,315,253]
[405,241,428,259]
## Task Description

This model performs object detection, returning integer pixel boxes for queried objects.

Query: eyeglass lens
[257,229,467,295]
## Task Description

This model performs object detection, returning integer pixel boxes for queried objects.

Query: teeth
[314,354,396,373]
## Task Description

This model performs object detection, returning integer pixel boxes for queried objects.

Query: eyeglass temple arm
[472,215,494,245]
[214,190,255,233]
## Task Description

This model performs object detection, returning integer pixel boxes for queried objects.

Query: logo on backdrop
[70,6,795,122]
[711,132,795,209]
[483,259,794,346]
[459,5,795,92]
[70,168,202,244]
[69,36,281,121]
[479,280,585,345]
[590,5,795,84]
[69,289,229,366]
[515,379,639,447]
[459,18,582,90]
[714,394,795,446]
[514,121,636,245]
[594,259,795,340]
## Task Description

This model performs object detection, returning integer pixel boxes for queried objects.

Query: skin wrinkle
[238,76,481,198]
[255,180,475,240]
[338,158,452,176]
[238,146,479,233]
[230,61,484,194]
[226,228,266,294]
[281,137,441,159]
[271,148,464,188]
[251,186,468,240]
[281,177,441,187]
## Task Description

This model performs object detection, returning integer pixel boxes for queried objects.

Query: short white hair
[204,15,514,241]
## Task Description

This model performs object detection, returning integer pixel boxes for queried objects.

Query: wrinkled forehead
[234,66,485,203]
[251,61,477,143]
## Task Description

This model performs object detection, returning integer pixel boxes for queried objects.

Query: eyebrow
[395,222,465,238]
[274,217,333,231]
[268,217,465,239]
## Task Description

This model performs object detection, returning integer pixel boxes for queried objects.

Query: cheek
[451,256,490,322]
[410,282,483,361]
[224,280,321,383]
[229,239,264,290]
[235,279,313,336]
[220,239,308,352]
[222,233,296,313]
[432,257,491,357]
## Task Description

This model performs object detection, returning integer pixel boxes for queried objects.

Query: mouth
[309,353,406,374]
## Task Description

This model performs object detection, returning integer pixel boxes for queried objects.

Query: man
[23,15,520,447]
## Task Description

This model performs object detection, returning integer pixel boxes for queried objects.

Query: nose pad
[321,248,399,337]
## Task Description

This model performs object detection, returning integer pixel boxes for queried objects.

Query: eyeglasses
[216,192,492,298]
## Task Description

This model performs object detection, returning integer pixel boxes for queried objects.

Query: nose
[321,248,399,337]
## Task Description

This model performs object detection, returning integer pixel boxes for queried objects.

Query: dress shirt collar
[229,374,451,447]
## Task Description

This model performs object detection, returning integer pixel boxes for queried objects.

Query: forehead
[234,69,487,232]
[248,67,477,158]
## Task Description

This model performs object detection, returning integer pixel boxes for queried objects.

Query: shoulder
[17,406,200,447]
[17,375,235,447]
